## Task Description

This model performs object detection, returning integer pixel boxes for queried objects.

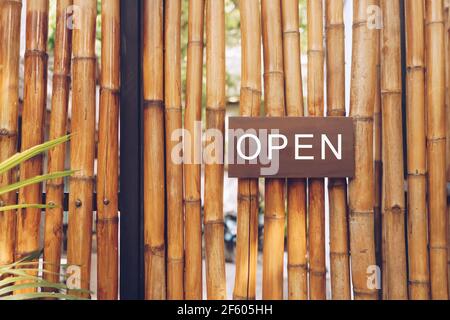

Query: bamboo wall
[0,0,449,301]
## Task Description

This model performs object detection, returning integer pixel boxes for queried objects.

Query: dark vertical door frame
[120,0,145,300]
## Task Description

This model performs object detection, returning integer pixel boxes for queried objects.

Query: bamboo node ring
[425,20,445,26]
[206,106,226,113]
[238,195,258,202]
[429,245,448,251]
[24,49,49,61]
[72,56,97,62]
[46,181,65,188]
[350,210,374,217]
[326,23,345,30]
[309,269,327,277]
[330,252,350,258]
[328,109,346,117]
[97,216,119,225]
[0,128,18,137]
[240,86,262,95]
[167,257,184,264]
[204,219,225,227]
[145,244,165,257]
[264,215,285,221]
[288,263,308,271]
[283,29,299,36]
[408,280,430,286]
[427,137,446,143]
[184,199,201,206]
[188,40,204,48]
[165,106,183,112]
[53,73,71,82]
[352,20,370,29]
[69,176,95,183]
[144,99,164,109]
[100,86,120,95]
[4,0,22,7]
[352,116,374,123]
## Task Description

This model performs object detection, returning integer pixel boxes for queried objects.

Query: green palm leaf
[0,135,71,175]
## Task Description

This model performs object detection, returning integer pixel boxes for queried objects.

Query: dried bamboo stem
[380,0,408,300]
[97,0,120,300]
[165,0,184,300]
[184,0,205,300]
[204,0,227,300]
[348,0,379,300]
[261,0,286,301]
[0,0,22,267]
[405,0,430,300]
[307,0,326,300]
[373,12,383,285]
[143,0,166,300]
[425,0,449,300]
[325,0,350,301]
[43,0,72,287]
[67,0,97,298]
[282,0,307,301]
[233,0,261,300]
[16,1,49,287]
[445,0,450,297]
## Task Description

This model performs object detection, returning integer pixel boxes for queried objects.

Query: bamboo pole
[282,0,307,301]
[0,0,22,268]
[373,13,383,287]
[233,0,261,300]
[67,0,97,297]
[380,0,408,300]
[184,0,204,300]
[405,0,430,300]
[348,0,378,300]
[261,0,286,301]
[204,0,226,300]
[307,0,326,300]
[325,0,350,300]
[165,0,184,300]
[16,1,49,280]
[43,0,72,287]
[425,0,449,300]
[446,0,450,297]
[96,0,120,300]
[143,0,166,300]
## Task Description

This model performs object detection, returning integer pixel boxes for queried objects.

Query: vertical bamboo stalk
[446,0,450,296]
[43,0,72,286]
[282,0,307,301]
[261,0,286,301]
[165,0,184,300]
[97,0,120,300]
[184,0,204,300]
[348,0,378,300]
[373,13,383,286]
[307,0,326,300]
[405,0,430,300]
[143,0,166,300]
[425,0,449,300]
[325,0,351,300]
[0,0,22,268]
[67,0,97,297]
[233,0,261,300]
[380,0,408,300]
[16,0,49,275]
[204,0,226,300]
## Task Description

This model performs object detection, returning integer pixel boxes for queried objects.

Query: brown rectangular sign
[228,117,355,178]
